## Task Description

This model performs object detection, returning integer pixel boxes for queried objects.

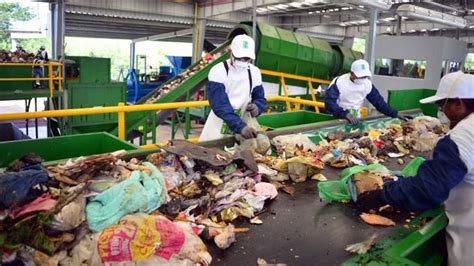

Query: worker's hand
[396,114,413,122]
[240,126,258,139]
[345,113,360,125]
[246,103,260,117]
[356,189,387,212]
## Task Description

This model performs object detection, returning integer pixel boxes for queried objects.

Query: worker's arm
[366,85,398,117]
[382,136,468,211]
[251,68,266,115]
[324,82,348,118]
[207,66,246,134]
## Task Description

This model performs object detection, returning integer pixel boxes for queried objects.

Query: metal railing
[260,69,330,112]
[0,96,325,143]
[0,62,63,97]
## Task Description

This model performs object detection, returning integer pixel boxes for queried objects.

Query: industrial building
[0,0,473,265]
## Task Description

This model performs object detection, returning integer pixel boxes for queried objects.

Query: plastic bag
[86,162,167,232]
[236,112,271,156]
[318,158,426,202]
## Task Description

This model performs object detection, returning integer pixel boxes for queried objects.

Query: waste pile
[145,52,224,104]
[0,116,447,264]
[0,49,37,63]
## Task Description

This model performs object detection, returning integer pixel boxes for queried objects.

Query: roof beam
[132,28,194,43]
[200,0,288,18]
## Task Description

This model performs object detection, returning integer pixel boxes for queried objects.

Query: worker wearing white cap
[357,71,474,265]
[325,59,410,124]
[199,34,266,142]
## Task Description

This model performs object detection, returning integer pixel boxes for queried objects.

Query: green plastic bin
[388,89,437,117]
[0,132,137,168]
[257,111,335,130]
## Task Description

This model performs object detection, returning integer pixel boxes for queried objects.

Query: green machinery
[61,56,126,135]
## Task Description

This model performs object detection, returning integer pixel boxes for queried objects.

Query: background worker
[32,46,49,89]
[199,34,266,142]
[357,71,474,265]
[325,59,410,124]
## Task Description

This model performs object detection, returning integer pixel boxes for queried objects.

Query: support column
[192,3,206,63]
[396,15,402,36]
[53,0,66,60]
[365,8,378,74]
[129,42,136,69]
[50,2,56,58]
[252,0,257,41]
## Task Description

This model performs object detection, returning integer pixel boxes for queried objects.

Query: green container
[0,132,137,168]
[257,111,335,130]
[388,89,437,117]
[352,50,364,60]
[66,56,111,83]
[65,82,126,134]
[309,37,336,80]
[332,45,356,76]
[344,207,447,266]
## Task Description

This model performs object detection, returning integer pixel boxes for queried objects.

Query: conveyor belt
[207,156,428,265]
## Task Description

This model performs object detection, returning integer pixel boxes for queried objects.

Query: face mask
[232,60,249,71]
[437,111,451,127]
[353,78,367,85]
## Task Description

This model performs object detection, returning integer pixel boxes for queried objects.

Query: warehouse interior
[1,0,473,265]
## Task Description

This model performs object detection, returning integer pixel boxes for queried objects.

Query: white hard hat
[351,59,372,78]
[420,71,474,104]
[230,34,255,60]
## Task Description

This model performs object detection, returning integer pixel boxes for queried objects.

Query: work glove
[240,126,258,139]
[246,103,260,117]
[345,113,360,125]
[356,189,387,212]
[396,114,413,122]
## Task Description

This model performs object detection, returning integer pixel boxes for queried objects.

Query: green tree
[0,3,34,48]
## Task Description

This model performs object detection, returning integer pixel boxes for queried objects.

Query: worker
[199,34,266,142]
[357,71,474,266]
[325,59,410,124]
[15,44,26,54]
[32,46,49,89]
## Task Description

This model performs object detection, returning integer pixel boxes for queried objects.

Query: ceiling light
[409,29,416,32]
[323,15,330,18]
[267,6,278,11]
[386,27,391,31]
[420,28,427,32]
[340,23,347,27]
[275,4,289,9]
[385,17,397,21]
[358,5,365,8]
[470,25,474,29]
[328,9,334,12]
[316,10,321,13]
[359,19,368,23]
[308,11,314,14]
[430,28,439,31]
[341,7,350,10]
[321,10,326,13]
[397,4,467,28]
[290,2,304,7]
[334,8,340,11]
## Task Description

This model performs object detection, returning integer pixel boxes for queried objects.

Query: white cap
[351,59,372,78]
[230,34,255,60]
[420,71,474,104]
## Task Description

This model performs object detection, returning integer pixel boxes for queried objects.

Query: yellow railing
[0,62,63,97]
[0,96,324,142]
[260,69,330,112]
